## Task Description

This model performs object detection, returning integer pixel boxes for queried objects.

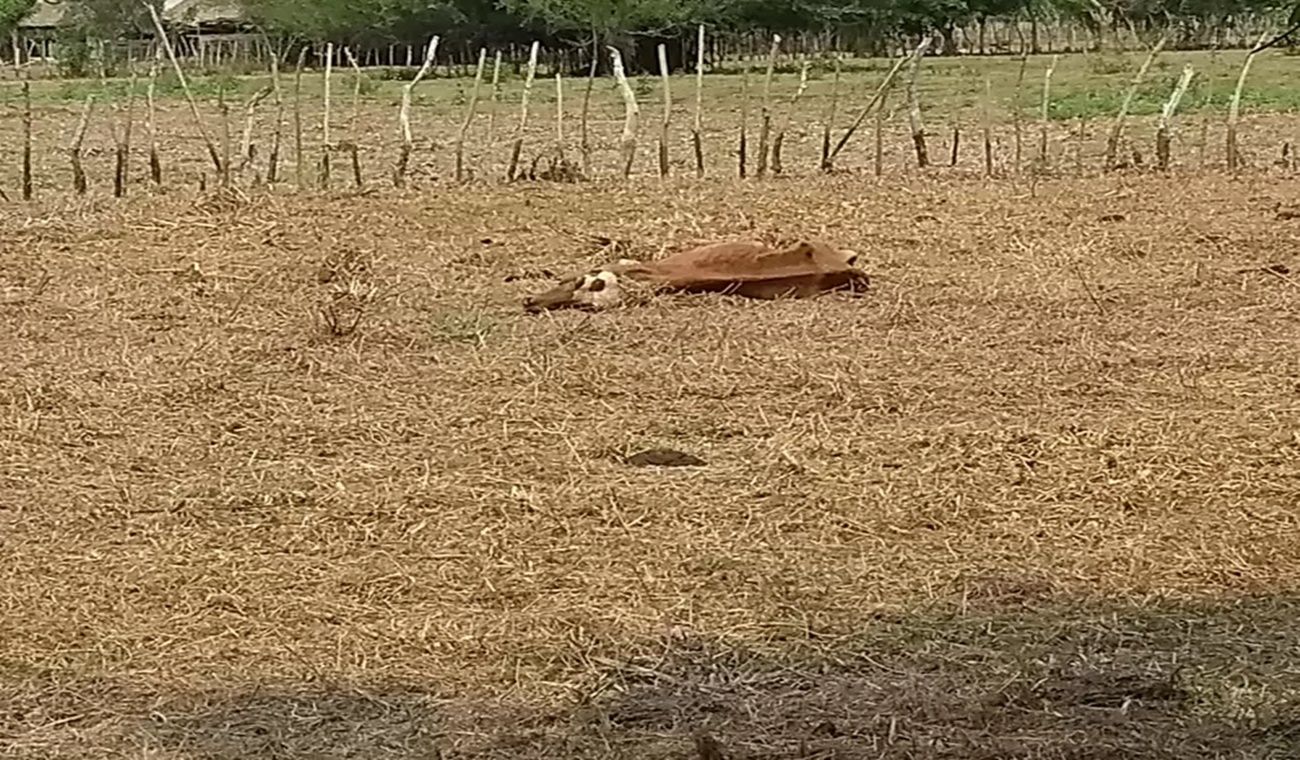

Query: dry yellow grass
[2,167,1299,757]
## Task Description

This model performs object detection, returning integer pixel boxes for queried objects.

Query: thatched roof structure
[163,0,245,27]
[17,0,246,30]
[17,0,70,29]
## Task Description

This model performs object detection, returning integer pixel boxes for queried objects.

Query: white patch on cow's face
[571,270,624,310]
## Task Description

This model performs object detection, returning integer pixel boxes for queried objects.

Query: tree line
[3,0,1297,74]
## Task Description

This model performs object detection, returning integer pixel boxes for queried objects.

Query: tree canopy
[230,0,1290,48]
[0,0,36,35]
[5,0,1292,70]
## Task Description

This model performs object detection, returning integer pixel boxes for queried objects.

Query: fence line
[2,33,1297,202]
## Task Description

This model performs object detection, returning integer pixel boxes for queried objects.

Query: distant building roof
[18,0,246,29]
[164,0,245,26]
[17,1,70,29]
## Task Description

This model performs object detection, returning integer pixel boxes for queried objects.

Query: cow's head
[522,269,626,313]
[790,239,861,268]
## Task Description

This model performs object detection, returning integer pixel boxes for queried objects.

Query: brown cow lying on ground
[522,238,868,313]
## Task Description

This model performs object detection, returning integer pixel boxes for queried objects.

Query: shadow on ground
[4,595,1299,759]
[143,688,445,759]
[572,596,1300,759]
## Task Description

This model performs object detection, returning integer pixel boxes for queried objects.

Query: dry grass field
[2,49,1300,760]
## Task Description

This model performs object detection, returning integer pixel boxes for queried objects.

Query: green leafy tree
[240,0,381,42]
[1270,1,1300,48]
[238,0,490,45]
[67,0,164,37]
[502,0,720,69]
[0,0,36,36]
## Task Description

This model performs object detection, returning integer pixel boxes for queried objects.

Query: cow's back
[649,239,855,287]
